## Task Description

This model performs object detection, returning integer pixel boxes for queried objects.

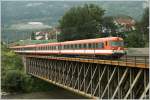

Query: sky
[1,0,149,1]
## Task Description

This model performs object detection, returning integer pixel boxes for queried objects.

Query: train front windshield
[110,41,124,46]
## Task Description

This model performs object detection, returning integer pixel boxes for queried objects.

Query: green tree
[31,32,36,40]
[101,16,117,36]
[124,32,145,48]
[1,43,55,93]
[141,7,149,37]
[59,4,105,41]
[136,7,149,44]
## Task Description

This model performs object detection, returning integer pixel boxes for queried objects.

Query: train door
[105,41,108,49]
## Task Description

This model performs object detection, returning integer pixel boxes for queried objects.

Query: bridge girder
[24,56,149,99]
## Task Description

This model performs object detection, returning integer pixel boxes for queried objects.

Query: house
[113,17,136,32]
[34,31,49,40]
[33,27,61,40]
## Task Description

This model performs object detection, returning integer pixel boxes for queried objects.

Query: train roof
[10,37,123,48]
[61,37,123,45]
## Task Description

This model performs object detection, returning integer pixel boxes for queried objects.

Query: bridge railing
[121,55,149,64]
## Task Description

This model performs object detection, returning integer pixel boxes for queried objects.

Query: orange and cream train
[10,37,127,58]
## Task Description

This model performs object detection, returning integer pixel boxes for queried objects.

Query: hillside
[1,1,147,42]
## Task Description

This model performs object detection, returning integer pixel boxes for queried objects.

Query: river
[2,84,89,99]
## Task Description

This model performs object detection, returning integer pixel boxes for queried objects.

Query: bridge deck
[25,55,149,69]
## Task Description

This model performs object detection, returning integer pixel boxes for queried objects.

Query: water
[2,85,89,99]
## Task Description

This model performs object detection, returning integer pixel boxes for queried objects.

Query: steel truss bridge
[20,54,150,99]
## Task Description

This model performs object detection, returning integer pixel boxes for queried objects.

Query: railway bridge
[18,53,149,99]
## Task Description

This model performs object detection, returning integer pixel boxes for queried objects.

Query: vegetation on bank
[1,43,54,93]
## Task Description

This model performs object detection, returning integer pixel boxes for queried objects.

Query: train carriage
[10,37,127,58]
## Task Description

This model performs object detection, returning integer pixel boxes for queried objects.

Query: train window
[72,44,74,49]
[64,45,66,49]
[70,44,73,49]
[93,43,96,49]
[73,44,75,49]
[83,44,87,49]
[70,45,72,49]
[79,44,82,49]
[71,44,73,49]
[65,45,67,49]
[67,45,69,49]
[55,46,57,50]
[98,43,104,48]
[80,44,82,49]
[69,44,72,49]
[77,44,79,49]
[88,43,92,49]
[74,44,76,49]
[75,44,77,49]
[81,44,83,49]
[58,46,60,50]
[66,45,68,49]
[95,43,98,48]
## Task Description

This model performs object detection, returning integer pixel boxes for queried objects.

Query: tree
[124,32,145,48]
[31,32,36,40]
[101,16,117,36]
[141,7,149,42]
[136,7,149,42]
[59,4,105,41]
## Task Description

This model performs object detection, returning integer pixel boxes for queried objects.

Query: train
[10,37,127,59]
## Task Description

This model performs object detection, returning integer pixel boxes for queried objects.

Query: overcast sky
[1,0,148,1]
